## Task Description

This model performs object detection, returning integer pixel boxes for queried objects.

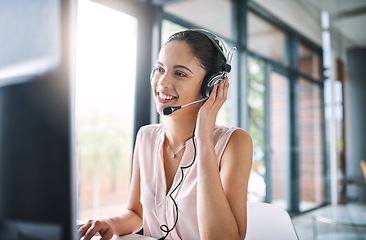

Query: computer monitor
[0,0,77,239]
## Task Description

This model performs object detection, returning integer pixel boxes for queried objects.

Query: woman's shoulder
[220,126,253,168]
[214,125,251,145]
[214,125,243,138]
[230,128,252,144]
[214,125,249,134]
[138,124,165,138]
[139,123,163,131]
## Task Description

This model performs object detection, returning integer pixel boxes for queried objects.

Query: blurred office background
[74,0,366,238]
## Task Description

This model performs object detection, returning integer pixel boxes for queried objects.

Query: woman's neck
[163,112,197,149]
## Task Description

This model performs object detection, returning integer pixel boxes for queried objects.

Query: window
[161,19,187,46]
[298,43,322,81]
[247,60,291,208]
[76,0,137,221]
[247,56,266,201]
[247,10,325,212]
[248,11,286,64]
[298,78,324,211]
[270,72,289,208]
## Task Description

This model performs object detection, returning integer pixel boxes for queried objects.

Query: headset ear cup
[201,73,218,98]
[201,75,211,98]
[204,73,224,97]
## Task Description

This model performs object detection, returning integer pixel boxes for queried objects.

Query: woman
[79,29,253,240]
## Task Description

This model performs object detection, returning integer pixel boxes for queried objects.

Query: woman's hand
[78,219,114,240]
[196,77,229,141]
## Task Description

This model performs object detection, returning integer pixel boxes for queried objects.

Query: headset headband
[189,29,236,75]
[189,29,228,62]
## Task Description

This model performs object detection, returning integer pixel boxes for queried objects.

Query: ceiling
[163,0,366,48]
[298,0,366,46]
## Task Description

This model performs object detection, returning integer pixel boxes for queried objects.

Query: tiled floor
[291,204,366,240]
[292,210,316,240]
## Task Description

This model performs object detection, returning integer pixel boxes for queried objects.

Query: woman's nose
[156,72,172,87]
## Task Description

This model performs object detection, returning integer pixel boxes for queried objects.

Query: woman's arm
[107,146,143,235]
[197,129,252,240]
[79,138,143,240]
[196,79,253,240]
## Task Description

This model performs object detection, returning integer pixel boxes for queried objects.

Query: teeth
[159,93,175,100]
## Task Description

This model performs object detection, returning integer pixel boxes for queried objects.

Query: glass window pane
[161,19,187,46]
[76,0,136,221]
[270,72,288,208]
[248,11,286,63]
[298,78,325,211]
[247,56,266,201]
[298,43,322,81]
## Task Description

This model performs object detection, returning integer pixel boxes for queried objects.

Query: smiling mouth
[157,92,177,103]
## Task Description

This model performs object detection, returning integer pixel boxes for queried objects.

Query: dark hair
[164,30,226,80]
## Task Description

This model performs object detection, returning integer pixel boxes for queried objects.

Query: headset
[195,29,236,98]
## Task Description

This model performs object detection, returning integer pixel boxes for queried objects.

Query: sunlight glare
[76,0,137,117]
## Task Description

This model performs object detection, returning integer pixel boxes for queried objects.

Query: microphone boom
[162,98,208,115]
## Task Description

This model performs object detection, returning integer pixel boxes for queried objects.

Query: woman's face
[151,41,206,116]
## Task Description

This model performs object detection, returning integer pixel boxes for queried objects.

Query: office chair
[245,202,299,240]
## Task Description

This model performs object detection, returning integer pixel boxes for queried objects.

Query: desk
[344,178,366,186]
[340,178,366,202]
[90,234,157,240]
[112,234,157,240]
[312,204,366,240]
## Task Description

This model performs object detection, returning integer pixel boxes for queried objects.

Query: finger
[217,79,225,98]
[222,78,229,99]
[100,230,113,240]
[84,229,98,240]
[78,221,92,239]
[211,79,228,112]
[211,83,219,100]
[99,226,113,240]
[213,79,227,105]
[84,221,102,240]
[204,83,218,108]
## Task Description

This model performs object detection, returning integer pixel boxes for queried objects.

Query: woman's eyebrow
[173,65,193,74]
[156,62,193,74]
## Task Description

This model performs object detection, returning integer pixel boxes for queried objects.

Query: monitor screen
[0,0,61,88]
[0,0,77,239]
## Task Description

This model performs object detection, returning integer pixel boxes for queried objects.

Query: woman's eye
[175,71,186,77]
[156,67,164,73]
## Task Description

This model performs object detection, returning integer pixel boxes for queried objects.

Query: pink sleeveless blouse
[136,124,238,240]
